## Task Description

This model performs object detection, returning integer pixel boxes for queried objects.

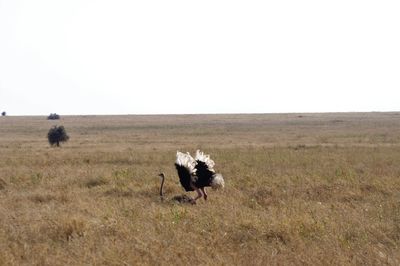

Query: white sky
[0,0,399,115]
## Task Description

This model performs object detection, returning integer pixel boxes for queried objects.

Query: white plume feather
[176,151,197,175]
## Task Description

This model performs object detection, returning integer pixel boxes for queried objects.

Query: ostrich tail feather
[211,173,225,189]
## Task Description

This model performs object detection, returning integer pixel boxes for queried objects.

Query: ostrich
[174,150,225,204]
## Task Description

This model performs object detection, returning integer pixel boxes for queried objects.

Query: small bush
[1,111,6,116]
[52,218,87,241]
[0,178,6,190]
[85,177,108,188]
[47,125,69,147]
[47,113,60,120]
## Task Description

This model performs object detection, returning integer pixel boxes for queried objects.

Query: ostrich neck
[160,175,165,198]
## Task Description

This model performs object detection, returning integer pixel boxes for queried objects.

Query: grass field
[0,113,399,265]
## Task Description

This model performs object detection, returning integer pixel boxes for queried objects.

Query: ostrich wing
[195,150,215,171]
[175,151,197,191]
[194,150,216,187]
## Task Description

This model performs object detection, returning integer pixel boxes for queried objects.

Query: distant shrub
[48,113,60,120]
[1,111,6,116]
[0,178,6,190]
[85,177,108,188]
[48,125,69,147]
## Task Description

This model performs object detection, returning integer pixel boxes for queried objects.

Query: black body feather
[174,161,215,190]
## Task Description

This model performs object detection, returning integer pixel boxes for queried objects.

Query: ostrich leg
[200,187,207,200]
[190,188,203,204]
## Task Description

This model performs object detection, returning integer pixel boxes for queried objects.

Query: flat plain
[0,113,399,265]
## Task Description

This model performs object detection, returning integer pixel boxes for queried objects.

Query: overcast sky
[0,0,399,115]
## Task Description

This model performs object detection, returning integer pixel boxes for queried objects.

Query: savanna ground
[0,113,399,265]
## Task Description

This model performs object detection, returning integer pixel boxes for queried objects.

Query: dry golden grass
[0,113,399,265]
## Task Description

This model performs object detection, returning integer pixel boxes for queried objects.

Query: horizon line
[2,110,400,117]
